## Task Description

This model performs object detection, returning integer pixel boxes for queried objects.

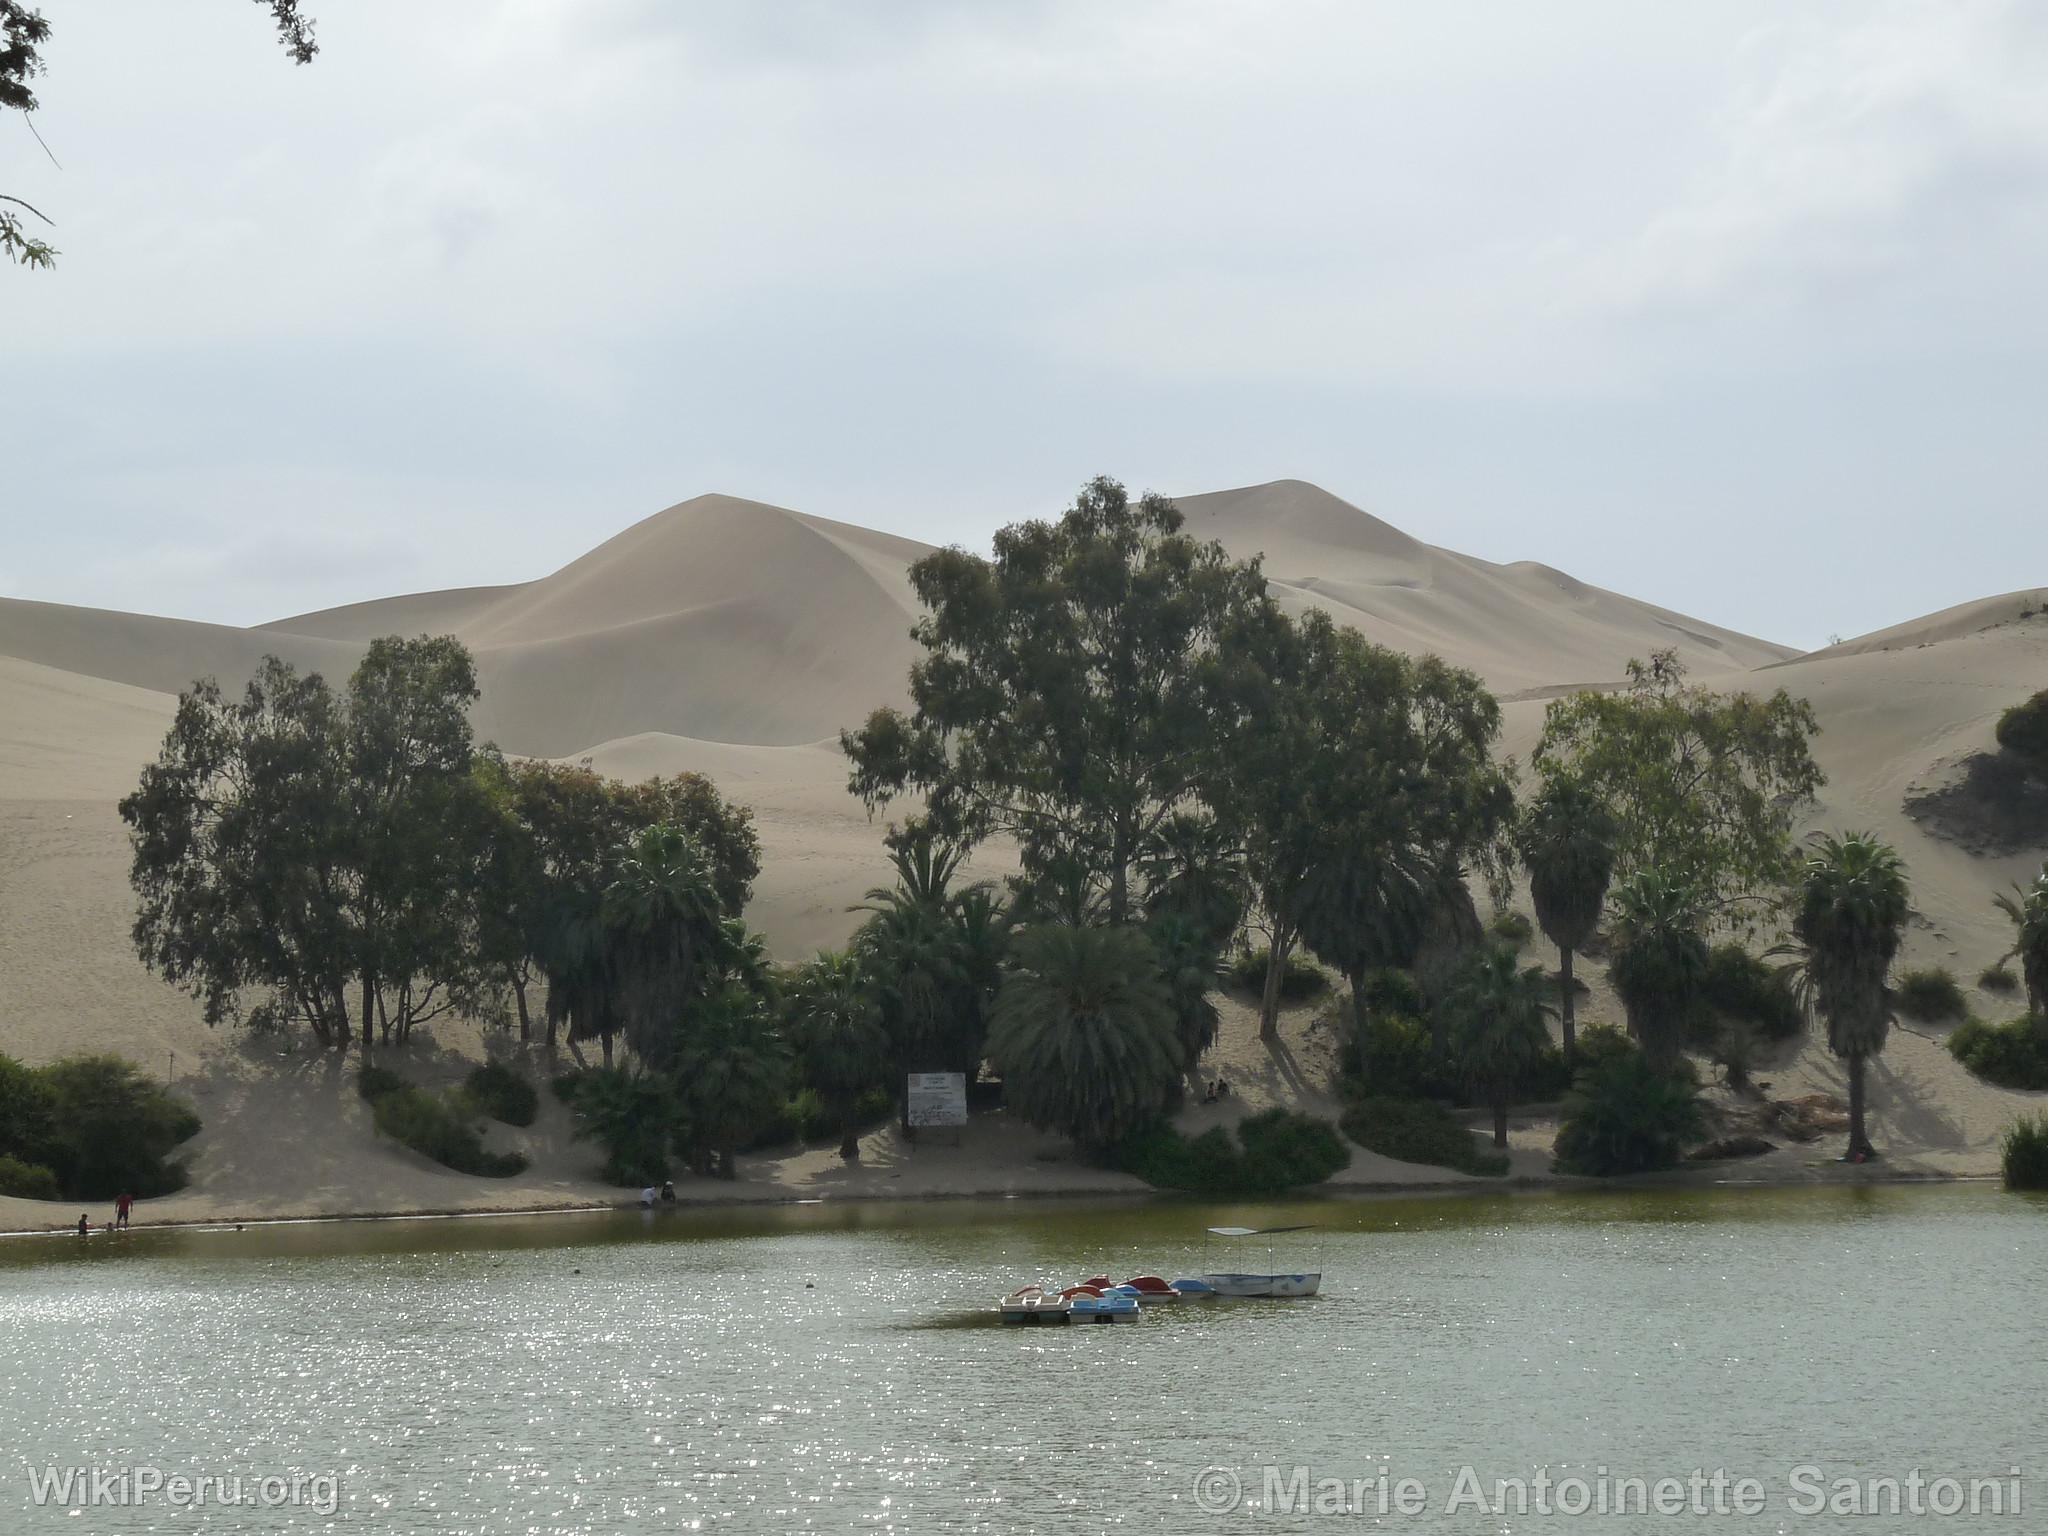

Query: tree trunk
[600,1029,613,1068]
[511,971,532,1041]
[1258,928,1294,1042]
[1558,945,1577,1063]
[839,1118,861,1162]
[360,974,375,1066]
[718,1145,737,1180]
[1492,1093,1509,1149]
[1846,1051,1874,1159]
[1348,965,1370,1083]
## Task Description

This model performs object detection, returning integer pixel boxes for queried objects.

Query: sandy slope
[1179,481,1798,694]
[2,488,2043,1229]
[7,483,1793,755]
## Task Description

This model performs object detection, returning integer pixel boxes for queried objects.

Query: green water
[1,1184,2043,1532]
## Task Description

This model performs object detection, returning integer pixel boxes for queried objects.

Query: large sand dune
[3,483,2044,1225]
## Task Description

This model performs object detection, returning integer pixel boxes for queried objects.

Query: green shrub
[1947,1015,2048,1090]
[1340,1097,1507,1176]
[1995,689,2048,777]
[1552,1052,1706,1176]
[1340,1010,1454,1100]
[2002,1113,2048,1191]
[1224,946,1328,1002]
[1574,1022,1637,1072]
[463,1062,539,1127]
[1697,943,1802,1040]
[550,1069,586,1103]
[357,1065,408,1103]
[0,1154,61,1200]
[1895,966,1967,1023]
[1489,910,1534,948]
[1980,964,2020,995]
[0,1052,59,1171]
[1116,1109,1349,1195]
[34,1056,200,1199]
[371,1083,527,1178]
[1236,1108,1351,1191]
[567,1068,680,1186]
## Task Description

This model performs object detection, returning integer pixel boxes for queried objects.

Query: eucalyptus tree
[842,476,1272,927]
[1606,868,1709,1072]
[1227,608,1512,1042]
[986,923,1181,1151]
[1533,650,1822,923]
[1451,944,1556,1148]
[1789,832,1911,1160]
[1515,773,1617,1061]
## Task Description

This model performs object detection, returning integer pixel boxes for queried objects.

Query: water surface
[2,1184,2042,1531]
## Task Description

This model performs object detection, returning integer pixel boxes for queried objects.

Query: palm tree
[852,828,1008,1092]
[986,923,1180,1151]
[1139,811,1247,952]
[1144,911,1223,1077]
[1451,944,1556,1147]
[1993,862,2048,1015]
[786,949,889,1159]
[1296,838,1433,1056]
[1516,774,1617,1063]
[1607,868,1709,1072]
[1790,831,1909,1160]
[675,981,790,1179]
[602,824,724,1069]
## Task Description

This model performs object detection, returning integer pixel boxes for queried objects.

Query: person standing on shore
[115,1192,133,1229]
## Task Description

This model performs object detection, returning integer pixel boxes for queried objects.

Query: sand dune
[1780,586,2048,662]
[2,485,2043,1223]
[1179,481,1799,695]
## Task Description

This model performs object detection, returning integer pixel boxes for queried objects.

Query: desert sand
[2,482,2043,1232]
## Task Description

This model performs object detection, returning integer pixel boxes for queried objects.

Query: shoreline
[0,1159,1997,1245]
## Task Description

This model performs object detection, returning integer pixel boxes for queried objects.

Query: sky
[5,0,2047,649]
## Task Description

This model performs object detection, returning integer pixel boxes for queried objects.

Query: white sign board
[905,1072,967,1128]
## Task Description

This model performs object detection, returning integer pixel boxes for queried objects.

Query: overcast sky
[6,1,2046,647]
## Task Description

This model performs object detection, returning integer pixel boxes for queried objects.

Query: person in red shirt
[115,1192,132,1229]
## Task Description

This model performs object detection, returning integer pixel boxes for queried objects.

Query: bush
[1697,944,1802,1041]
[1342,1003,1570,1107]
[1340,1096,1508,1176]
[1947,1015,2048,1090]
[0,1052,59,1171]
[1980,964,2020,995]
[566,1068,680,1186]
[371,1083,528,1178]
[463,1062,539,1127]
[551,1069,586,1103]
[1116,1109,1349,1196]
[1489,910,1534,948]
[1341,1010,1454,1100]
[34,1056,200,1200]
[1552,1052,1706,1176]
[1895,966,1967,1023]
[0,1154,61,1200]
[1574,1022,1637,1072]
[357,1065,408,1103]
[2003,1113,2048,1191]
[1995,689,2048,777]
[1225,946,1328,1002]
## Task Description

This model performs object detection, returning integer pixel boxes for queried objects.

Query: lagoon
[1,1184,2043,1532]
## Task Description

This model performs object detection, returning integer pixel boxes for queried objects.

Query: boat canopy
[1206,1224,1317,1237]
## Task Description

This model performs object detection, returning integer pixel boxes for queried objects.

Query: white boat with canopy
[1200,1225,1321,1297]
